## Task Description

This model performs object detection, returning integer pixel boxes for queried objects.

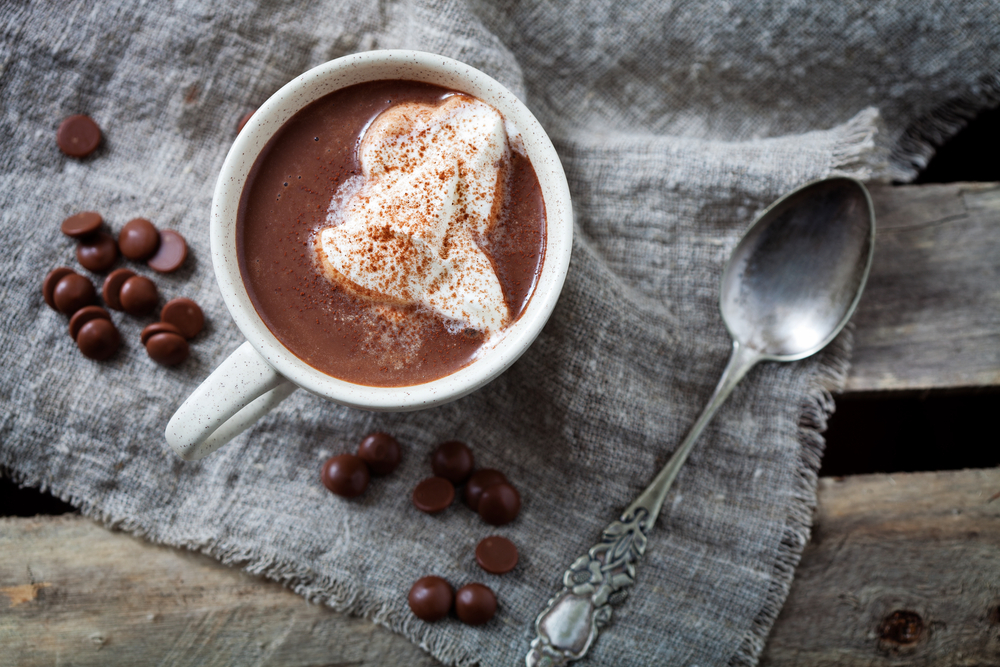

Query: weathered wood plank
[846,182,1000,393]
[3,469,998,665]
[761,468,1000,666]
[0,515,441,667]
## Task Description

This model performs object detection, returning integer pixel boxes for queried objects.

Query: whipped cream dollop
[317,95,511,335]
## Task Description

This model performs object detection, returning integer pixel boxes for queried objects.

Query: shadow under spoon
[526,176,877,667]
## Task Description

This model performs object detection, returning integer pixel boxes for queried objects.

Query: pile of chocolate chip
[321,432,402,497]
[43,210,202,364]
[422,441,521,525]
[43,268,118,360]
[320,435,521,626]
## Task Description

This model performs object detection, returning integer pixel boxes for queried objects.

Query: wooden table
[2,183,998,666]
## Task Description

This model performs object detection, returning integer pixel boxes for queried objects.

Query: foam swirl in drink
[316,95,511,337]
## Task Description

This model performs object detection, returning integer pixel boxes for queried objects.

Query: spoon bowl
[721,177,875,360]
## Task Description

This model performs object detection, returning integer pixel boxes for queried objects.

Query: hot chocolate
[237,80,546,387]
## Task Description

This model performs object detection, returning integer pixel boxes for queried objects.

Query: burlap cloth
[2,1,998,665]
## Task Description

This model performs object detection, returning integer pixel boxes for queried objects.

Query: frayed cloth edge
[888,71,1000,182]
[825,106,887,181]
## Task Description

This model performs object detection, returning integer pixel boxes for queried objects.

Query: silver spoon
[526,177,876,667]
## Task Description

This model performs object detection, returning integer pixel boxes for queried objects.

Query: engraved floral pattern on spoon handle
[526,507,650,667]
[526,341,761,667]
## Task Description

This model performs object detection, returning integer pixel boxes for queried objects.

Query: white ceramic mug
[166,50,573,461]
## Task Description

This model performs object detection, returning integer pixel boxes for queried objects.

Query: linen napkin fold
[3,1,999,665]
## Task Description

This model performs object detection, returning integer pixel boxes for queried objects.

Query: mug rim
[211,50,573,411]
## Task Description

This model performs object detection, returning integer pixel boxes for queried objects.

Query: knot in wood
[878,610,923,645]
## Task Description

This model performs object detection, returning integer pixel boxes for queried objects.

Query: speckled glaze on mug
[166,50,573,460]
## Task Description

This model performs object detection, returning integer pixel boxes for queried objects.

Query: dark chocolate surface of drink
[237,80,546,387]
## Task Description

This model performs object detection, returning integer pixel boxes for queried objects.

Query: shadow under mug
[165,50,573,461]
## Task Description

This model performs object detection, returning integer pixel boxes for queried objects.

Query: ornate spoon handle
[526,341,759,667]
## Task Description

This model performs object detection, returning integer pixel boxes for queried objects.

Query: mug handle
[165,341,297,460]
